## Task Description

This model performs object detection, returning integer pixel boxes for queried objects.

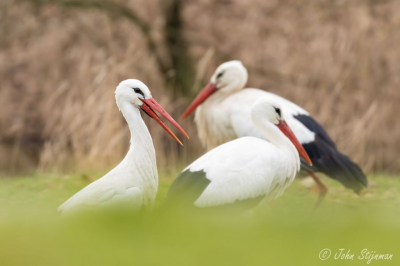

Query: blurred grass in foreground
[0,173,399,266]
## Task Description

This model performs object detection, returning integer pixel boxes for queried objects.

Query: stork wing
[293,114,336,147]
[293,114,367,192]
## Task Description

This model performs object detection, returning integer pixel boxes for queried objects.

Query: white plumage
[188,137,297,207]
[59,79,187,214]
[166,99,311,210]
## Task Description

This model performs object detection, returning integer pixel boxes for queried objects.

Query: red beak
[277,121,312,166]
[181,83,218,120]
[141,98,189,146]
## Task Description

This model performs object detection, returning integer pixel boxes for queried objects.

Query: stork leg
[306,171,328,210]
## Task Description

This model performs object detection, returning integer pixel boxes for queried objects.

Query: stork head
[251,99,283,126]
[251,99,312,166]
[181,60,248,120]
[116,79,152,108]
[116,79,188,145]
[210,60,248,93]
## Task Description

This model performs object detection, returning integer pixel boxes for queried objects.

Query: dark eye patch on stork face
[216,72,224,79]
[133,87,145,98]
[274,107,282,119]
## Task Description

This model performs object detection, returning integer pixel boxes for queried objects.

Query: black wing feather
[164,169,211,207]
[294,114,367,193]
[164,169,265,212]
[294,114,336,148]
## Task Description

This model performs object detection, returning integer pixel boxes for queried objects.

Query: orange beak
[181,83,218,120]
[141,98,189,146]
[277,121,312,166]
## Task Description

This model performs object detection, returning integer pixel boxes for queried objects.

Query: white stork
[181,61,367,208]
[165,99,312,211]
[58,79,188,214]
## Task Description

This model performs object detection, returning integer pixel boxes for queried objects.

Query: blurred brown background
[1,0,399,174]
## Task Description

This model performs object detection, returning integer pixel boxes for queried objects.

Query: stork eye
[274,107,281,117]
[133,87,144,97]
[216,72,224,79]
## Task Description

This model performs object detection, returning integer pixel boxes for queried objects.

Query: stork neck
[219,81,245,95]
[120,102,155,162]
[206,86,238,105]
[255,119,299,159]
[116,102,157,210]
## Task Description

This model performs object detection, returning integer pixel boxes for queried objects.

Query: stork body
[166,99,312,211]
[195,89,311,150]
[181,61,367,208]
[59,79,187,214]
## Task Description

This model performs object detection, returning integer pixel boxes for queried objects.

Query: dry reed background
[1,0,399,174]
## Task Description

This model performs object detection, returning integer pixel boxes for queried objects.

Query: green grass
[0,172,399,266]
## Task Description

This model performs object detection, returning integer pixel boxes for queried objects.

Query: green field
[0,172,398,266]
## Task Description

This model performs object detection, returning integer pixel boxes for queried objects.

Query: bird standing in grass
[58,79,188,214]
[181,61,367,208]
[165,99,312,212]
